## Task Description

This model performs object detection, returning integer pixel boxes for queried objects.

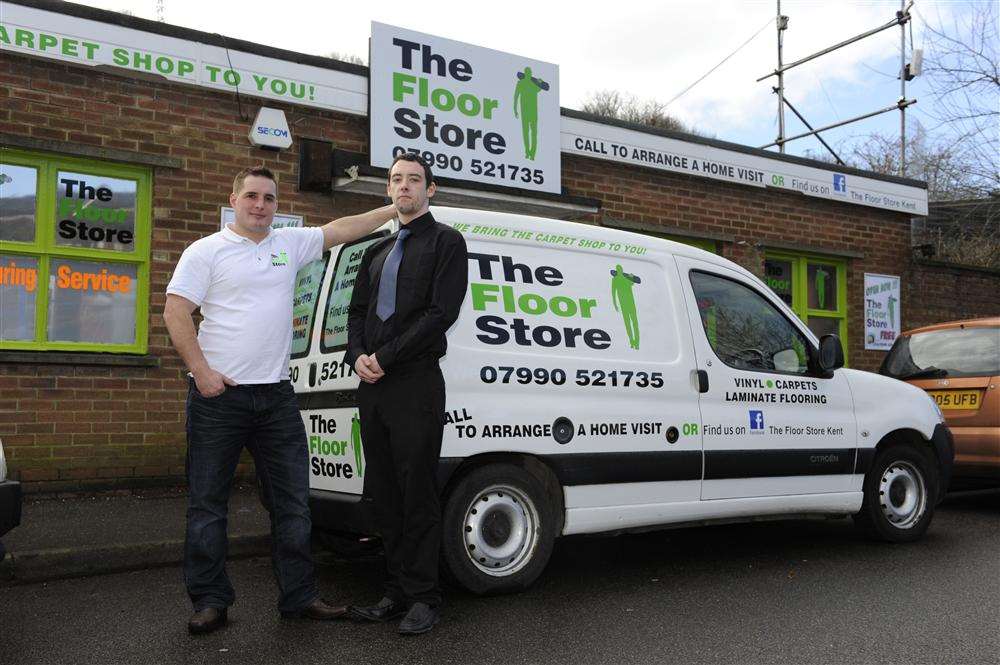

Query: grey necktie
[376,228,411,321]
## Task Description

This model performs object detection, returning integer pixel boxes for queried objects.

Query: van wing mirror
[818,334,845,373]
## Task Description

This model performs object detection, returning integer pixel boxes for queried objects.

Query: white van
[289,207,953,594]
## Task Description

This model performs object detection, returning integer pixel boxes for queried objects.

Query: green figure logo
[271,251,289,267]
[351,414,364,478]
[887,295,898,329]
[611,265,642,350]
[815,267,830,309]
[513,66,550,161]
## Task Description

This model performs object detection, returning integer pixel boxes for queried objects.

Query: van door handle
[696,370,709,393]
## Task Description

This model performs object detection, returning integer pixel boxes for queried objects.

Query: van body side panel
[436,210,705,521]
[302,210,937,542]
[563,491,863,535]
[674,256,860,500]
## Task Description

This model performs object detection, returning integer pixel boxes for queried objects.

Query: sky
[74,0,982,162]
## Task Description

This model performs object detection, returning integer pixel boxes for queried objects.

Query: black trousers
[358,364,445,606]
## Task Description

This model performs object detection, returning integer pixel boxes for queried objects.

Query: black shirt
[346,211,468,373]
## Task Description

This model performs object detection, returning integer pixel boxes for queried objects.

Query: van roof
[430,205,754,279]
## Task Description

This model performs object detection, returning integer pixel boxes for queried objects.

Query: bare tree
[327,51,366,66]
[917,1,999,195]
[802,123,998,269]
[852,122,990,201]
[581,89,700,134]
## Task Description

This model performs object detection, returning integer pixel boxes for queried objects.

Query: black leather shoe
[347,597,406,623]
[397,602,439,636]
[188,607,227,635]
[281,598,347,620]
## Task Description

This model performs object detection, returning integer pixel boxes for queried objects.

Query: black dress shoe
[397,602,439,636]
[347,597,406,623]
[281,598,347,620]
[188,607,227,635]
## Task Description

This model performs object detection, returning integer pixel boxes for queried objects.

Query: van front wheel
[441,464,557,595]
[854,443,938,543]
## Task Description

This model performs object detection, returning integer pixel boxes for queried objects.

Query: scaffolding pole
[776,1,787,153]
[900,0,908,176]
[756,2,912,82]
[760,99,915,149]
[781,96,844,163]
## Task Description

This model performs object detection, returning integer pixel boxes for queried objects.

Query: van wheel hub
[463,484,539,576]
[879,461,926,529]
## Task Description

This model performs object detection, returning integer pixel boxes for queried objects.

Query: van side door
[675,257,858,500]
[292,231,388,496]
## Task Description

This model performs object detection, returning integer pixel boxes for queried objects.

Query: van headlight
[0,438,7,482]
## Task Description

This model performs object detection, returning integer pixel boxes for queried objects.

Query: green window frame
[763,251,848,365]
[1,148,151,353]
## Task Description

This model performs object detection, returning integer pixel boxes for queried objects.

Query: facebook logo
[833,173,847,194]
[749,410,765,432]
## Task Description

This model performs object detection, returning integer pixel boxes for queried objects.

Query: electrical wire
[813,73,842,121]
[663,16,774,109]
[219,34,248,122]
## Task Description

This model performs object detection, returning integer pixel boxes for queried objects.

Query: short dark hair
[233,166,277,194]
[389,153,434,186]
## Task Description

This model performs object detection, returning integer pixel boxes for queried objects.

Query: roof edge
[559,107,928,190]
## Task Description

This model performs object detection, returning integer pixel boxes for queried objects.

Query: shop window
[320,232,388,353]
[0,149,151,353]
[0,163,38,243]
[763,252,848,363]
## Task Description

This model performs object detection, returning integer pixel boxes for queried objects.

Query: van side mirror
[818,334,845,373]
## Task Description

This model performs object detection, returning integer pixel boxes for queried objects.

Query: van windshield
[881,327,1000,379]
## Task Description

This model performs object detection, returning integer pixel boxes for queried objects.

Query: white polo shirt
[167,223,324,384]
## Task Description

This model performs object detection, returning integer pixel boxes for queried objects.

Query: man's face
[229,174,277,236]
[387,160,434,217]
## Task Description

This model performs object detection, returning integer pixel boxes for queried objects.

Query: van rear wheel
[441,463,557,595]
[854,443,938,543]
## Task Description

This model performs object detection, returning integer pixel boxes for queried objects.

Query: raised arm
[322,204,396,251]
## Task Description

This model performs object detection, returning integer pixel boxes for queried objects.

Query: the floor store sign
[369,22,560,194]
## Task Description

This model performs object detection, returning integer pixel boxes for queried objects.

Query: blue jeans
[184,379,318,613]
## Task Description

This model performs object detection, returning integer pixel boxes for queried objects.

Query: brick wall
[905,262,1000,329]
[1,56,377,490]
[3,53,995,490]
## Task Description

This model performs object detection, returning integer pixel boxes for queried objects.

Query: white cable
[664,16,775,109]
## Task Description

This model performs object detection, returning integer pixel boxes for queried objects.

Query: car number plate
[927,390,981,410]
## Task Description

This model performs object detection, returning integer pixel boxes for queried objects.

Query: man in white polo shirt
[164,166,395,635]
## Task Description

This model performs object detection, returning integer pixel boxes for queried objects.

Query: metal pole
[756,4,911,82]
[782,97,844,164]
[760,99,916,148]
[777,0,786,153]
[900,0,907,176]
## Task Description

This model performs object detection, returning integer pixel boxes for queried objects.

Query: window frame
[689,268,820,378]
[1,148,152,353]
[763,250,848,365]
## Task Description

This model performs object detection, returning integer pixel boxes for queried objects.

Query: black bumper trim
[931,424,955,500]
